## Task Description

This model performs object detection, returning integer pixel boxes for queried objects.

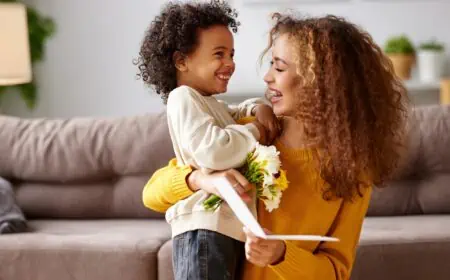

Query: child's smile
[177,25,236,96]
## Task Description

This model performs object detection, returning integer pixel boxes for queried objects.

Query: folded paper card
[214,177,339,242]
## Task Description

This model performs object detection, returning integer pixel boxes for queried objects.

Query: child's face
[264,34,301,117]
[183,25,235,96]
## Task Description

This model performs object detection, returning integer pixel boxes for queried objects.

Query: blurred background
[1,0,449,118]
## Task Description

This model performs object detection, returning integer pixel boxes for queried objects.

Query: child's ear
[173,51,188,72]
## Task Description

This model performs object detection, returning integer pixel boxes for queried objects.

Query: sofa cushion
[158,239,174,280]
[351,215,450,280]
[368,174,450,216]
[359,215,450,244]
[368,105,450,216]
[0,219,172,280]
[0,111,175,218]
[0,112,173,182]
[14,175,164,219]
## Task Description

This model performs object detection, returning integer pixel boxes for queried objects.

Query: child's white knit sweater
[165,85,263,241]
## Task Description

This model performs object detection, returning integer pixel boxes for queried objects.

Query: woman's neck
[278,117,318,149]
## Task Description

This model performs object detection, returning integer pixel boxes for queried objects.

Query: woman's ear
[173,51,188,72]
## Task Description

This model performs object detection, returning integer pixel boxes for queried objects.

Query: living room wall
[3,0,450,117]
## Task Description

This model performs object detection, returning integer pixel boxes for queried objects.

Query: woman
[143,13,407,279]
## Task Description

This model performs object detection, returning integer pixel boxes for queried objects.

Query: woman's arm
[272,187,372,280]
[142,159,194,213]
[142,159,253,213]
[245,187,372,280]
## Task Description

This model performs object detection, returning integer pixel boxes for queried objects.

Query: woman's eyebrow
[274,56,288,65]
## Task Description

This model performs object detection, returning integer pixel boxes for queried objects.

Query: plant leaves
[17,82,37,109]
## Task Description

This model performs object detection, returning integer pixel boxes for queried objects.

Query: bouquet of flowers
[203,143,289,212]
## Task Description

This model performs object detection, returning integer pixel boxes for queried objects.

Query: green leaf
[202,195,223,211]
[384,35,415,54]
[17,82,37,109]
[419,39,445,52]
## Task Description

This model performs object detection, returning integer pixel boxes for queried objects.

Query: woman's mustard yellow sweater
[143,139,372,280]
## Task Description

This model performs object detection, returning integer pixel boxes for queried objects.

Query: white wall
[3,0,450,117]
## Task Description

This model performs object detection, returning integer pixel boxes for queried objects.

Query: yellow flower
[275,169,289,191]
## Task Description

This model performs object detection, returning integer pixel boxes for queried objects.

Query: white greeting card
[214,177,339,242]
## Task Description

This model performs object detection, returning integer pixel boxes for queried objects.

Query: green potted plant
[0,0,55,109]
[384,35,415,80]
[417,39,445,82]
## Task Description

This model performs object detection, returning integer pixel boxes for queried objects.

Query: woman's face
[264,34,301,117]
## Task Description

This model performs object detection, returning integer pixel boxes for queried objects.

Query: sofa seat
[352,215,450,280]
[0,220,172,280]
[157,216,450,280]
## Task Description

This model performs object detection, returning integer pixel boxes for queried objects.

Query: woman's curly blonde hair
[263,13,409,200]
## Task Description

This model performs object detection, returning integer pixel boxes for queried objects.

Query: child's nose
[224,57,235,68]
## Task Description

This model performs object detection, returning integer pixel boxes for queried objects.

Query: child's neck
[177,81,212,97]
[278,117,319,149]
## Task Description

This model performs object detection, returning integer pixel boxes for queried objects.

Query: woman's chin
[272,103,286,116]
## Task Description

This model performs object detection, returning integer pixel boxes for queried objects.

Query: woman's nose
[264,70,274,84]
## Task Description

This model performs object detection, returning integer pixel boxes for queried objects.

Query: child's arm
[220,98,280,144]
[167,87,263,171]
[218,98,268,120]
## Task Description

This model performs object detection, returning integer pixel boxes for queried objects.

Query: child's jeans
[172,229,244,280]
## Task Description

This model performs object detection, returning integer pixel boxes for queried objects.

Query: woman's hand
[187,169,253,202]
[243,227,286,267]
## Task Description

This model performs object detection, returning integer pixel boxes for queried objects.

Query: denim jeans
[173,229,244,280]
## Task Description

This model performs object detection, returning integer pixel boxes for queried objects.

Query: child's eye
[214,51,224,58]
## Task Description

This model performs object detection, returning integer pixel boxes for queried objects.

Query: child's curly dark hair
[135,0,239,103]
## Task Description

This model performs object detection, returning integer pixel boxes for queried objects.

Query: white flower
[234,143,288,213]
[263,174,275,186]
[253,143,281,175]
[204,143,287,211]
[263,190,282,212]
[261,185,273,199]
[260,183,284,212]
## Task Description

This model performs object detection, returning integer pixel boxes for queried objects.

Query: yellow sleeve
[270,187,372,280]
[142,159,194,213]
[236,116,256,125]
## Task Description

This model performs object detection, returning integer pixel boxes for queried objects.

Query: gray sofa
[0,105,449,280]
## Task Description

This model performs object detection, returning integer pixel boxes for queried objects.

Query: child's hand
[254,104,280,145]
[252,120,269,145]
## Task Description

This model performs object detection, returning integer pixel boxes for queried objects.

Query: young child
[136,1,279,279]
